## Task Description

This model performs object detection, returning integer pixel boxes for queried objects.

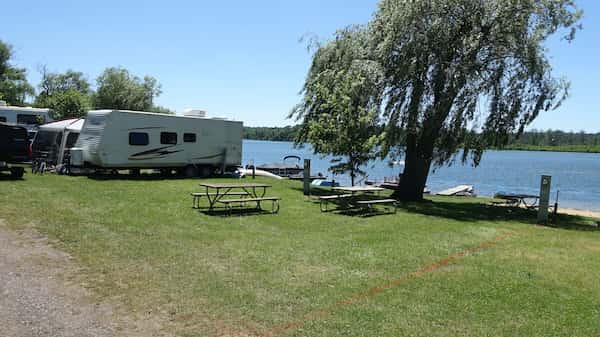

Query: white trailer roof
[39,118,85,132]
[0,105,51,113]
[88,109,239,122]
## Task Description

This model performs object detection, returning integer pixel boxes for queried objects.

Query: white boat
[236,168,284,180]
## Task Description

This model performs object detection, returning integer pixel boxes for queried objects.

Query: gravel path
[0,221,165,337]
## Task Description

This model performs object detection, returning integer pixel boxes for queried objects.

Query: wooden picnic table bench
[493,193,540,209]
[319,194,353,212]
[199,182,272,210]
[217,197,281,214]
[319,186,396,214]
[190,191,249,209]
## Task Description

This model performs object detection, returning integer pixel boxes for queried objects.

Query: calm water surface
[243,140,600,211]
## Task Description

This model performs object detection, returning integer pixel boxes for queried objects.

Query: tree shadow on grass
[293,187,599,231]
[396,199,599,232]
[0,175,25,181]
[333,208,398,218]
[199,207,278,218]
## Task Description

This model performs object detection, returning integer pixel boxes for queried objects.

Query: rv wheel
[184,165,198,178]
[199,166,213,178]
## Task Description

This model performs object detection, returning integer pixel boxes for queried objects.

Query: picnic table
[332,186,385,195]
[493,193,540,209]
[198,182,280,213]
[320,186,396,213]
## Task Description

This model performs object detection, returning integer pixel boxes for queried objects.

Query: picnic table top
[199,182,272,189]
[333,186,385,193]
[496,193,540,200]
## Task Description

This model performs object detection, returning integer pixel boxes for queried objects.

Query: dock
[436,185,475,197]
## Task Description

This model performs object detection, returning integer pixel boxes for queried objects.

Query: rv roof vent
[0,100,7,106]
[183,109,207,118]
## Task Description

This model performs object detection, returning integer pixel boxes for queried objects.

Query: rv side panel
[74,110,242,170]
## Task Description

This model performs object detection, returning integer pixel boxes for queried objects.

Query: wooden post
[303,159,311,196]
[538,175,551,224]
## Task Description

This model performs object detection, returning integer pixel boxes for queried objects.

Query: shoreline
[558,207,600,219]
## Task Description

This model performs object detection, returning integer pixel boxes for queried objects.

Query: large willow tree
[373,0,581,200]
[296,0,581,200]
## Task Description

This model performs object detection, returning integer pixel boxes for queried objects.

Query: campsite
[1,174,600,336]
[2,0,600,336]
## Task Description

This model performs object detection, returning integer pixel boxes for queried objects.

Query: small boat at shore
[288,172,327,181]
[253,155,304,178]
[311,179,340,187]
[436,185,476,197]
[236,168,284,180]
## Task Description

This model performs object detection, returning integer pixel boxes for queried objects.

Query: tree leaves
[291,26,384,185]
[93,67,162,112]
[0,40,34,106]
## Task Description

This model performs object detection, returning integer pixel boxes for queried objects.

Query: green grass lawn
[1,173,599,336]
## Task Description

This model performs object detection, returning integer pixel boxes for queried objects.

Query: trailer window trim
[160,132,178,145]
[129,132,149,146]
[183,133,196,143]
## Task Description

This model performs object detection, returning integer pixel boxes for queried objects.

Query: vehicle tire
[184,165,198,178]
[199,166,213,178]
[10,167,24,179]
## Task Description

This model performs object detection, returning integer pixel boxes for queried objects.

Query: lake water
[243,139,600,211]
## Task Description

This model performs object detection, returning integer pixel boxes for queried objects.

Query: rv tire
[199,166,213,178]
[184,165,198,178]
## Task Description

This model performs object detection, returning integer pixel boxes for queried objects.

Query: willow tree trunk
[392,133,433,201]
[392,93,451,201]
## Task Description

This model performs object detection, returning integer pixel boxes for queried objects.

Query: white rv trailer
[0,101,53,134]
[32,118,84,166]
[70,110,243,176]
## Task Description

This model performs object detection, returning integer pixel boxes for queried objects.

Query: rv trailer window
[160,132,177,145]
[183,133,196,143]
[17,114,41,125]
[0,117,6,122]
[129,132,149,146]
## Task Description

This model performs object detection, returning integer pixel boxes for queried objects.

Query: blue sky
[2,0,598,131]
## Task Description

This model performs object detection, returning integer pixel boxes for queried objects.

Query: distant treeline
[503,130,600,153]
[243,125,301,142]
[243,126,600,153]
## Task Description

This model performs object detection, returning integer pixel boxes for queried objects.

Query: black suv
[0,122,31,178]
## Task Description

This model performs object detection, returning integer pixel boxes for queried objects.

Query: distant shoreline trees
[243,126,600,152]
